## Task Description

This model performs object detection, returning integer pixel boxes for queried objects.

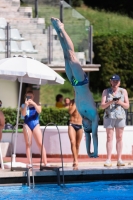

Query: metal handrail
[40,122,65,187]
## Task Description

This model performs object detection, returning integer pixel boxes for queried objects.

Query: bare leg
[0,111,5,141]
[68,126,83,169]
[23,124,32,164]
[33,124,47,165]
[106,128,114,160]
[51,17,84,82]
[68,126,78,165]
[115,127,124,161]
[76,129,83,158]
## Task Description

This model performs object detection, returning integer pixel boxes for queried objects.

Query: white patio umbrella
[0,57,65,168]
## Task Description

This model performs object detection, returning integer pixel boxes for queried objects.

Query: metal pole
[87,25,93,87]
[12,77,23,162]
[5,22,11,58]
[35,0,38,18]
[60,0,64,23]
[88,25,93,64]
[48,26,52,64]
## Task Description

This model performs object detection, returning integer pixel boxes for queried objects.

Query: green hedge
[0,107,104,126]
[90,34,133,97]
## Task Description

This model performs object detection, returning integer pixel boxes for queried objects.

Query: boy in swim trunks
[68,99,83,169]
[21,91,48,166]
[51,17,99,158]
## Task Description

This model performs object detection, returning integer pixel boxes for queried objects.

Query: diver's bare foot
[51,17,64,33]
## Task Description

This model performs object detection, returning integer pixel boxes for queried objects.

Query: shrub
[90,34,133,98]
[0,107,104,126]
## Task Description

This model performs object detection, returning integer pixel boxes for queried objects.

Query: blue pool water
[0,180,133,200]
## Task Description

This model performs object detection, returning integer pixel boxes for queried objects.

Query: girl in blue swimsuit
[21,90,47,166]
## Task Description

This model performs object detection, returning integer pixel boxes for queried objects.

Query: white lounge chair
[11,29,24,41]
[0,18,7,29]
[21,41,38,53]
[11,41,23,53]
[75,52,86,65]
[53,29,58,40]
[0,42,5,53]
[0,29,5,40]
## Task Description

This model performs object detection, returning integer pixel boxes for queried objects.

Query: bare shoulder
[101,89,107,97]
[0,110,4,117]
[70,99,74,105]
[103,89,107,94]
[69,99,74,107]
[123,88,128,93]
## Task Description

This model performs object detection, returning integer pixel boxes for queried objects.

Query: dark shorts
[69,123,82,131]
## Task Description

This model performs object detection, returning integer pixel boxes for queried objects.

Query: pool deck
[0,156,133,185]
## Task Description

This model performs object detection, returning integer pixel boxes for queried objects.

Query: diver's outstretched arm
[84,131,92,157]
[83,113,98,158]
[51,17,84,82]
[91,116,98,157]
[84,122,98,158]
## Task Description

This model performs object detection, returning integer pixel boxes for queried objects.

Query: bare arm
[115,89,129,109]
[100,89,114,110]
[21,104,28,117]
[28,99,42,114]
[21,100,42,116]
[68,102,76,115]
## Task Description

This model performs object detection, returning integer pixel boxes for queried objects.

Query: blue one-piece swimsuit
[24,106,39,131]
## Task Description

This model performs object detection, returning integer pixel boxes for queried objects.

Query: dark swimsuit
[69,123,82,131]
[24,107,39,131]
[71,73,89,86]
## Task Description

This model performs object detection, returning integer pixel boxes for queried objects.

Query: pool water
[0,180,133,200]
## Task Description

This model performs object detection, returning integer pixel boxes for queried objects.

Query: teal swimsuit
[71,73,89,86]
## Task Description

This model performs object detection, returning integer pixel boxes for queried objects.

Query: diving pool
[0,180,133,200]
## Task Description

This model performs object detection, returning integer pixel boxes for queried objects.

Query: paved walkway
[3,156,133,167]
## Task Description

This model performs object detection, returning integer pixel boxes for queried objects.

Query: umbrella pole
[12,77,23,163]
